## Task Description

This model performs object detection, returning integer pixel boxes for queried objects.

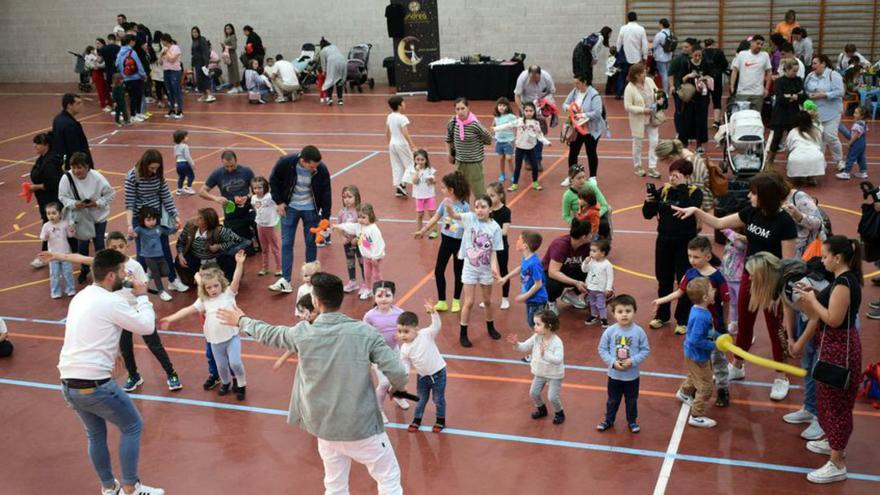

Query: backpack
[858,362,880,408]
[661,30,678,53]
[122,50,138,76]
[583,33,600,51]
[791,190,832,238]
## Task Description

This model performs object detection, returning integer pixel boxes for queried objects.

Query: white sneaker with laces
[676,389,694,406]
[131,115,144,123]
[275,96,288,103]
[806,438,832,455]
[228,87,241,94]
[854,171,869,179]
[168,278,189,292]
[770,377,790,401]
[727,363,745,380]
[103,106,113,112]
[783,408,815,424]
[561,290,586,309]
[836,160,846,172]
[159,290,172,302]
[183,186,196,195]
[688,416,717,428]
[30,257,47,268]
[500,297,510,310]
[101,479,120,495]
[807,460,847,484]
[801,420,825,440]
[359,288,372,300]
[835,172,851,180]
[124,482,165,495]
[394,397,410,410]
[268,278,293,293]
[204,95,216,103]
[560,177,571,187]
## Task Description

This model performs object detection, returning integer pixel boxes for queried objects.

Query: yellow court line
[24,233,38,239]
[0,239,41,244]
[12,224,19,231]
[146,122,286,155]
[15,212,25,220]
[820,204,862,216]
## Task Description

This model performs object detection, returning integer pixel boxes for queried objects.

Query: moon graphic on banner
[397,36,422,73]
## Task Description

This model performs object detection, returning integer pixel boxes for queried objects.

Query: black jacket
[642,184,703,239]
[771,76,805,129]
[51,110,92,169]
[30,152,64,205]
[269,153,332,219]
[245,32,265,58]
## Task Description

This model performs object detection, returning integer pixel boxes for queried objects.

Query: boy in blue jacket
[115,34,147,122]
[676,278,719,428]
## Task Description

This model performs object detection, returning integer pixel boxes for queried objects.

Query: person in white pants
[623,62,662,178]
[387,96,417,197]
[219,272,409,495]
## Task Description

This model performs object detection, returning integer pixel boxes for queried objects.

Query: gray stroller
[346,43,375,92]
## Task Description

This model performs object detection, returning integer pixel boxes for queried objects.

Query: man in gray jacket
[218,272,408,494]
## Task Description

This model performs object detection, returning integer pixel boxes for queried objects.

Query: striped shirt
[179,224,243,261]
[446,118,491,163]
[124,169,177,220]
[290,164,315,211]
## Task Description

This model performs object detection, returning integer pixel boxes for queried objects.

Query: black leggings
[344,242,364,281]
[329,80,344,99]
[498,240,510,297]
[119,329,176,377]
[435,235,463,302]
[654,236,691,324]
[568,132,600,177]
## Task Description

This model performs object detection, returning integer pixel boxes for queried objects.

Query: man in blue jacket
[268,145,332,293]
[116,34,147,123]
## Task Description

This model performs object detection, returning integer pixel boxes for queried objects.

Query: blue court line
[0,315,798,390]
[2,377,877,482]
[330,151,380,179]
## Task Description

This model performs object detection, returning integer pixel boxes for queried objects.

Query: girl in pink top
[363,281,411,417]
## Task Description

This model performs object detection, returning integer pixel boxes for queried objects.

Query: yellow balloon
[715,334,807,378]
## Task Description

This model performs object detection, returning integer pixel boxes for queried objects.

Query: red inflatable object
[568,103,589,136]
[19,182,33,203]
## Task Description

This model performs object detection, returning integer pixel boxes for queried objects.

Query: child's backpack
[122,50,138,76]
[661,29,678,53]
[858,362,880,409]
[791,190,833,238]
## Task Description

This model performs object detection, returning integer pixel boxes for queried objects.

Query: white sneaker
[30,257,47,268]
[275,96,288,103]
[168,278,189,292]
[561,290,586,309]
[835,172,851,180]
[204,95,216,103]
[836,160,846,172]
[770,378,790,401]
[183,186,196,195]
[268,278,293,293]
[101,479,120,495]
[560,177,571,187]
[173,113,183,120]
[478,302,485,309]
[676,389,694,406]
[123,482,165,495]
[854,171,869,179]
[806,438,832,456]
[801,420,825,440]
[159,290,173,302]
[201,66,211,76]
[175,189,184,196]
[135,113,148,121]
[727,363,745,381]
[783,408,815,424]
[131,115,144,123]
[228,87,241,94]
[359,288,372,300]
[688,416,717,428]
[500,297,510,310]
[393,397,410,410]
[807,460,847,484]
[102,106,113,112]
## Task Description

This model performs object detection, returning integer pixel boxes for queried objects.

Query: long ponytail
[824,235,863,285]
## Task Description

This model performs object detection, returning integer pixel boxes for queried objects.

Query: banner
[391,0,440,92]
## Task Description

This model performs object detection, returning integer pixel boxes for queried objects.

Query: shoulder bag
[812,277,854,390]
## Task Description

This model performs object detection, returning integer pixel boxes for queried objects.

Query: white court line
[330,151,380,178]
[0,131,117,172]
[653,403,691,495]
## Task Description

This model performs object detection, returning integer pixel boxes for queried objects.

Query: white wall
[0,0,624,85]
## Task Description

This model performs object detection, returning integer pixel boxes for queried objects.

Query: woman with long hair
[222,24,242,94]
[190,26,215,103]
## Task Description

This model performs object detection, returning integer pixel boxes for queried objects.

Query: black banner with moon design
[391,0,440,92]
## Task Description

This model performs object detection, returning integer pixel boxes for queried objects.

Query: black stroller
[69,51,93,92]
[294,43,319,90]
[346,43,375,92]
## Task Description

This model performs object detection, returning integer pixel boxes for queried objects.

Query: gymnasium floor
[0,82,878,494]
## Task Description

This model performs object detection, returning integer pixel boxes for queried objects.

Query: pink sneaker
[343,280,359,293]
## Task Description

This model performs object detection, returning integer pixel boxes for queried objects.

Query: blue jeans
[795,314,819,415]
[62,380,143,487]
[49,260,75,297]
[655,60,670,94]
[526,301,547,328]
[211,336,247,386]
[280,207,319,282]
[163,69,183,113]
[844,135,867,173]
[176,161,195,188]
[77,221,107,259]
[133,219,178,282]
[605,376,639,424]
[414,367,447,420]
[617,61,632,96]
[513,147,540,184]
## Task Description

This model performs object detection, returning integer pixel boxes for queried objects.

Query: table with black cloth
[427,61,524,101]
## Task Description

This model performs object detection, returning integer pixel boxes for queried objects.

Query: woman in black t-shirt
[674,171,797,401]
[791,236,862,485]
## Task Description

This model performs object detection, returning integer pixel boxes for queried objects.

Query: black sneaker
[531,404,548,419]
[553,410,566,425]
[715,388,730,407]
[520,355,531,363]
[77,267,90,285]
[596,421,612,431]
[629,422,641,433]
[235,385,246,401]
[395,185,408,198]
[202,374,220,390]
[218,383,231,396]
[584,317,600,326]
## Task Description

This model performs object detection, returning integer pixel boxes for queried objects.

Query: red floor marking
[507,153,569,208]
[13,331,880,418]
[396,272,434,306]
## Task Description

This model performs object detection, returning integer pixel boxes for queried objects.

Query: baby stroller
[68,51,93,92]
[346,43,375,92]
[717,101,765,179]
[294,42,318,90]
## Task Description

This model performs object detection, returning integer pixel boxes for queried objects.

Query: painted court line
[653,403,691,495]
[0,315,798,391]
[1,377,878,483]
[330,151,380,179]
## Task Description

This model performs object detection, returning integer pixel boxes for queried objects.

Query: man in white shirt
[730,34,772,112]
[58,249,164,495]
[615,11,648,97]
[269,54,301,102]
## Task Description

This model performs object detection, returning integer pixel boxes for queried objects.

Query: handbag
[811,278,853,390]
[649,110,666,127]
[221,47,231,65]
[560,123,576,145]
[62,173,96,241]
[676,82,697,103]
[705,158,728,197]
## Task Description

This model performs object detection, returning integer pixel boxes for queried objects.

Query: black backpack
[661,30,678,53]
